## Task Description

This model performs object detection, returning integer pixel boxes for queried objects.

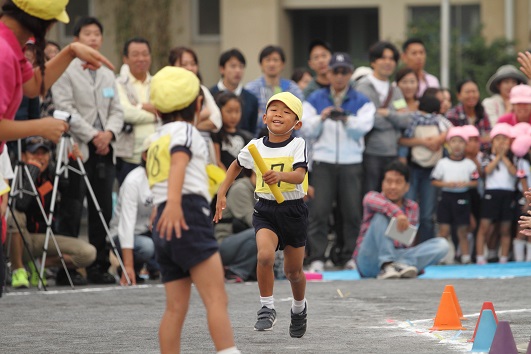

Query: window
[192,0,220,43]
[58,0,93,42]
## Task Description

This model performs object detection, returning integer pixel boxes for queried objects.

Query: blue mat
[321,262,531,281]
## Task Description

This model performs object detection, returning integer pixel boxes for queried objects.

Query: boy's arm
[156,151,190,240]
[262,167,306,186]
[214,160,243,223]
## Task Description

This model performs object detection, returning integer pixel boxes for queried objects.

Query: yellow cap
[12,0,70,23]
[150,66,200,114]
[266,92,303,120]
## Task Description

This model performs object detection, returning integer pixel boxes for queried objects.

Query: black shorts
[437,191,470,226]
[152,195,219,283]
[480,189,516,222]
[252,198,308,251]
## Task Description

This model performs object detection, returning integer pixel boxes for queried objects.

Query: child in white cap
[214,92,309,338]
[147,66,240,354]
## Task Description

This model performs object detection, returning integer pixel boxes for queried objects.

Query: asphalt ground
[2,276,531,353]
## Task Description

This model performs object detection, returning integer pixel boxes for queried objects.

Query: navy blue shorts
[152,195,219,283]
[480,189,516,222]
[437,191,470,226]
[252,198,308,251]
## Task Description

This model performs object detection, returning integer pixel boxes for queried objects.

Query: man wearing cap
[8,137,96,288]
[52,16,123,284]
[301,52,375,272]
[114,37,158,185]
[483,65,528,126]
[303,39,332,98]
[356,41,413,195]
[245,45,303,136]
[109,135,157,285]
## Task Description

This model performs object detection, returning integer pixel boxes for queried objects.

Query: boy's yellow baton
[248,144,285,203]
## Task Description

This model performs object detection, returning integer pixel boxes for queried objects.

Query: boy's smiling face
[263,100,301,140]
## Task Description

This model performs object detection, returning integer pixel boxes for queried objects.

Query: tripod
[44,133,131,285]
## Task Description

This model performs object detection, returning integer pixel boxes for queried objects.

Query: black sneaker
[87,271,116,285]
[56,269,88,286]
[254,306,276,331]
[289,303,307,338]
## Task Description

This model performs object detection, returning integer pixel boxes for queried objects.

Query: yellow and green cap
[150,66,200,114]
[266,92,303,120]
[12,0,70,23]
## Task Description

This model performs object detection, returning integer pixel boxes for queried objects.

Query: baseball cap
[490,123,513,139]
[329,52,354,71]
[446,127,468,142]
[461,125,480,139]
[12,0,70,23]
[150,66,200,114]
[24,136,52,153]
[510,85,531,104]
[266,92,303,120]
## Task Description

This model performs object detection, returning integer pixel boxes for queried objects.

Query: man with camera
[301,52,375,272]
[114,37,157,185]
[51,17,123,284]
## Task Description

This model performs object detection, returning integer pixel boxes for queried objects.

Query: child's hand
[396,214,410,232]
[520,228,531,237]
[518,213,531,230]
[213,196,227,223]
[262,170,281,185]
[156,201,189,240]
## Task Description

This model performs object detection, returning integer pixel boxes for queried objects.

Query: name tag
[102,87,115,98]
[392,98,407,110]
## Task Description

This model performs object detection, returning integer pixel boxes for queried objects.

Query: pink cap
[510,85,531,104]
[461,125,480,139]
[513,122,531,137]
[446,126,468,142]
[511,135,531,157]
[490,123,513,139]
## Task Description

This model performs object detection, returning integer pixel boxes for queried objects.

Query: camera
[122,123,133,134]
[53,110,72,123]
[329,109,345,120]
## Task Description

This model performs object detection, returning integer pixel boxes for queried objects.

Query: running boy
[147,67,240,354]
[214,92,309,338]
[431,127,479,264]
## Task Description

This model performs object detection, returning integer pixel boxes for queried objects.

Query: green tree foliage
[408,19,516,99]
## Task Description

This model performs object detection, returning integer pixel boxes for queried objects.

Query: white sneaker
[344,259,357,270]
[308,260,324,273]
[377,263,400,279]
[393,263,418,278]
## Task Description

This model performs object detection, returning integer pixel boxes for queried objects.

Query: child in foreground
[214,92,309,338]
[147,66,240,354]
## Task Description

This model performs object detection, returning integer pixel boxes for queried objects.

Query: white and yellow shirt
[237,136,308,201]
[147,121,210,205]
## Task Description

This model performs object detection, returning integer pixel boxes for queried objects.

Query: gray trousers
[219,228,257,281]
[307,161,363,265]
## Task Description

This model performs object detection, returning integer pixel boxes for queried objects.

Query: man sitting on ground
[353,160,449,279]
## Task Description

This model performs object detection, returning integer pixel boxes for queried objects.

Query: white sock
[260,296,274,309]
[513,239,526,262]
[217,346,241,354]
[526,243,531,262]
[476,255,486,264]
[292,298,306,314]
[461,254,471,264]
[499,256,508,263]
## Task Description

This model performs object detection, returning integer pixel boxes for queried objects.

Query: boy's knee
[257,251,275,268]
[284,267,304,283]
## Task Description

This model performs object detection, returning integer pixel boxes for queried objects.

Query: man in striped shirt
[353,160,449,279]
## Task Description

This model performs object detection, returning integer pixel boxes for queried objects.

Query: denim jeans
[113,234,157,273]
[355,213,449,278]
[405,165,437,243]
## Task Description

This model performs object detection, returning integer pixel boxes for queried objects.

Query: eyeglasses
[332,68,351,76]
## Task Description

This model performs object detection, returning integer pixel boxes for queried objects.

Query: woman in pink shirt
[0,0,114,149]
[497,85,531,126]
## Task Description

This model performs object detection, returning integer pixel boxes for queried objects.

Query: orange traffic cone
[430,291,466,331]
[444,284,466,320]
[469,301,499,342]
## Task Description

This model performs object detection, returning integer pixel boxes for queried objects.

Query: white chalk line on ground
[4,284,165,296]
[389,308,531,353]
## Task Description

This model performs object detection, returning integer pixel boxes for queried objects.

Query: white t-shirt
[368,74,390,104]
[237,136,308,200]
[147,121,210,205]
[481,154,518,191]
[431,157,479,192]
[109,166,153,249]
